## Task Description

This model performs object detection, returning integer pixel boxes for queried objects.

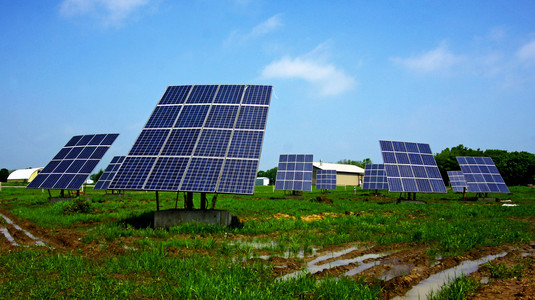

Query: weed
[480,260,525,279]
[427,275,480,300]
[63,198,93,214]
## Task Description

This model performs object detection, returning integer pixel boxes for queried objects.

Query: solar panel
[379,140,447,193]
[93,156,126,190]
[447,170,468,192]
[274,154,313,191]
[316,169,337,190]
[108,85,272,195]
[456,157,510,193]
[362,164,389,190]
[27,134,119,190]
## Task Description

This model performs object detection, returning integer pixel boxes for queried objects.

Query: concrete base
[154,209,232,228]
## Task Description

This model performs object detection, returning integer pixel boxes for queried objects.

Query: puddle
[0,213,46,246]
[0,227,19,246]
[279,246,397,281]
[380,263,415,281]
[258,247,318,260]
[393,252,507,300]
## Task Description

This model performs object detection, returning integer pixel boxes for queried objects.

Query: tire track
[0,213,46,246]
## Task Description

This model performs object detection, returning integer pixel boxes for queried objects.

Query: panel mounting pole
[155,191,160,211]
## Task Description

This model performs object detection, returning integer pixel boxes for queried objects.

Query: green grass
[0,185,534,298]
[427,275,480,300]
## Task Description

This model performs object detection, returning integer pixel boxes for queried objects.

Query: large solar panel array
[362,164,389,190]
[27,134,119,190]
[274,154,313,191]
[447,171,468,192]
[108,85,272,195]
[456,157,509,193]
[379,140,447,193]
[94,156,126,190]
[316,169,337,190]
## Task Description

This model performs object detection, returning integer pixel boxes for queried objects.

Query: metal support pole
[185,192,193,210]
[200,192,207,210]
[211,194,218,210]
[155,191,160,211]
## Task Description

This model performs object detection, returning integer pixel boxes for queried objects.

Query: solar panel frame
[379,140,447,193]
[362,164,389,190]
[456,156,510,193]
[274,154,313,191]
[108,85,272,195]
[316,169,337,190]
[447,170,468,192]
[27,134,119,190]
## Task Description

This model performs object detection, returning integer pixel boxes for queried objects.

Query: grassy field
[0,185,533,299]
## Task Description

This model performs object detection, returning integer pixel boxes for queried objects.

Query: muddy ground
[1,208,534,299]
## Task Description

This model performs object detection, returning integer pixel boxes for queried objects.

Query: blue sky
[2,0,535,172]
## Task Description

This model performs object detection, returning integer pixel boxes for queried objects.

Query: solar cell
[456,156,509,193]
[27,134,119,190]
[94,156,126,190]
[274,154,313,191]
[316,169,337,190]
[379,140,447,193]
[362,164,389,190]
[447,171,467,192]
[108,85,272,194]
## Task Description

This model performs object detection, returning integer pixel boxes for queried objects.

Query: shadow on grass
[118,211,154,229]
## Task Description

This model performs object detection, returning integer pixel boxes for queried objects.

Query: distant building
[312,162,364,187]
[7,168,43,183]
[256,177,270,186]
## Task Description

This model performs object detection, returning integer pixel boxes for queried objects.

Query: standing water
[393,252,507,300]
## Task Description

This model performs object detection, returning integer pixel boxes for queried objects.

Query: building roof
[312,162,364,174]
[7,168,43,180]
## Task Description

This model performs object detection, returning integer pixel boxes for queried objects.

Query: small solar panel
[94,156,126,190]
[274,154,313,191]
[447,170,468,192]
[27,134,119,190]
[316,169,337,190]
[379,140,447,193]
[456,157,510,193]
[109,85,272,195]
[362,164,389,190]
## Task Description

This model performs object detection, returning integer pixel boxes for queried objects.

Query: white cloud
[517,40,535,62]
[226,14,283,45]
[59,0,150,26]
[390,42,463,73]
[250,14,283,37]
[261,46,357,96]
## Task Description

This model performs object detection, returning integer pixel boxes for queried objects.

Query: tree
[257,167,277,185]
[90,169,104,182]
[0,168,9,182]
[337,158,372,168]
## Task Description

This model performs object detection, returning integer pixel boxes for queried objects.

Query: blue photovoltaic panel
[362,164,389,190]
[456,157,510,193]
[27,134,119,190]
[94,156,126,190]
[447,171,468,192]
[316,169,337,190]
[379,140,447,193]
[274,154,313,191]
[109,85,272,194]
